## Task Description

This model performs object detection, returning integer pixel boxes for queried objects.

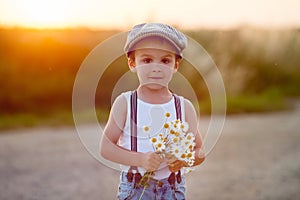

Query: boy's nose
[151,64,162,72]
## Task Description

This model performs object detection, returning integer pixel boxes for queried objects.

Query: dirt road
[1,101,300,200]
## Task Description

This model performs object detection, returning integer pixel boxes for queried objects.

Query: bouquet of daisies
[137,112,196,199]
[149,112,196,170]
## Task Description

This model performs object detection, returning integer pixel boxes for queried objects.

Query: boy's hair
[124,23,187,59]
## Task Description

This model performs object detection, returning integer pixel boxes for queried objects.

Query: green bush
[0,27,299,129]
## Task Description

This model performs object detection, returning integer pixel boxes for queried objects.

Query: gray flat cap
[124,23,187,58]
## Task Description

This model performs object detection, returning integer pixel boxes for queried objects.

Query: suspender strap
[127,91,138,183]
[130,90,138,152]
[173,94,182,121]
[171,94,183,184]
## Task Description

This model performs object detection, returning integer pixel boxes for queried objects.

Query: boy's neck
[137,86,173,104]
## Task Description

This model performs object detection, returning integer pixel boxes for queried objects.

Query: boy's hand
[141,152,163,171]
[167,157,187,172]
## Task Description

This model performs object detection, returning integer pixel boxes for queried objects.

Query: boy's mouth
[149,77,163,79]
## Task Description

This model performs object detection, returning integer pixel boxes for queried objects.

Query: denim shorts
[117,171,186,200]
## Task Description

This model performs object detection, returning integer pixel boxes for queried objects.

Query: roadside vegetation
[1,27,299,129]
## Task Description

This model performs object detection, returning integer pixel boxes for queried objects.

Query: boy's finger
[167,157,177,164]
[154,154,163,162]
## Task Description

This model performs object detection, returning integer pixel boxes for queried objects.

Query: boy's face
[128,47,179,90]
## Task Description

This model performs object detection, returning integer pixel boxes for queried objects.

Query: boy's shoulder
[114,91,133,99]
[112,91,133,106]
[121,91,132,98]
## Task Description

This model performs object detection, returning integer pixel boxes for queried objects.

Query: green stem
[138,186,147,200]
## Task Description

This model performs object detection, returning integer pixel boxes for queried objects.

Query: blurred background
[0,0,300,128]
[1,1,300,200]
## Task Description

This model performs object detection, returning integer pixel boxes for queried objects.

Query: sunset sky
[0,0,299,29]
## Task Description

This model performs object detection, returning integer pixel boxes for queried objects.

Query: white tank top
[118,91,185,180]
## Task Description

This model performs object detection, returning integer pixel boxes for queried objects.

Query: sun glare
[18,0,74,29]
[0,0,299,29]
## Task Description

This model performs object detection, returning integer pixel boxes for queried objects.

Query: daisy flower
[154,141,166,152]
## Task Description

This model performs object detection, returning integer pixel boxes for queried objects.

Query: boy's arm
[99,94,162,171]
[167,99,205,172]
[184,99,205,166]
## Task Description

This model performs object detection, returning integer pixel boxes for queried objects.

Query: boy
[100,23,205,200]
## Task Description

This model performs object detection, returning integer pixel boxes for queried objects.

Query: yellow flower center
[151,138,157,143]
[143,126,149,132]
[165,112,171,118]
[164,123,169,129]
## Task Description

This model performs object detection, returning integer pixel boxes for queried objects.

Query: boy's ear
[173,60,180,73]
[128,57,136,72]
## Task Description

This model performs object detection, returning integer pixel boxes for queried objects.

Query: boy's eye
[143,58,152,63]
[162,58,171,64]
